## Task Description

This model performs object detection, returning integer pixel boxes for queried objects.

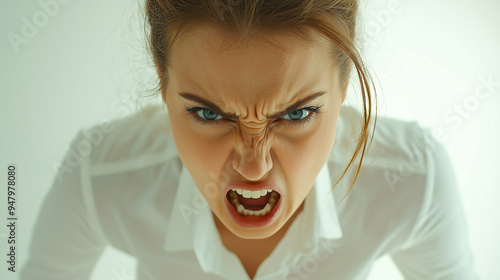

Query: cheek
[278,114,337,203]
[285,115,336,165]
[170,119,232,181]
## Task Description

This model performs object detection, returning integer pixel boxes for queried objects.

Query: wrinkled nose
[232,134,273,181]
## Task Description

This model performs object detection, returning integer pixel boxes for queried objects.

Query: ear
[156,65,164,78]
[341,63,351,103]
[341,80,349,103]
[156,65,168,104]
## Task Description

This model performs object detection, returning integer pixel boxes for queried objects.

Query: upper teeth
[232,189,273,199]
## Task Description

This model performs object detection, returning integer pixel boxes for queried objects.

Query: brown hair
[144,0,376,203]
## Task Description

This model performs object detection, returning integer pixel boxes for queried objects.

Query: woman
[20,0,477,279]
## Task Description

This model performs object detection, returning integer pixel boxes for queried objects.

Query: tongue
[238,192,271,210]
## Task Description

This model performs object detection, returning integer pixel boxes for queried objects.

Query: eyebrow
[177,90,327,120]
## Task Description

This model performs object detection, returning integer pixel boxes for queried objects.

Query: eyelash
[183,105,324,127]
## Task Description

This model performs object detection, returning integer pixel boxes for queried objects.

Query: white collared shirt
[20,104,478,280]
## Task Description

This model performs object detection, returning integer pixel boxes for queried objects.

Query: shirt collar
[307,159,344,241]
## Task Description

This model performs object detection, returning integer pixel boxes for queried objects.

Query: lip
[223,182,283,228]
[224,190,282,228]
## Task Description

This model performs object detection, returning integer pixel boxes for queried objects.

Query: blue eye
[184,106,224,125]
[196,109,223,121]
[184,105,323,127]
[283,109,311,121]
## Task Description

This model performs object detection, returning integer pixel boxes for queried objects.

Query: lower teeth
[228,190,279,216]
[237,203,273,216]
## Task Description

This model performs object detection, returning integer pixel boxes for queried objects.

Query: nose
[232,138,273,181]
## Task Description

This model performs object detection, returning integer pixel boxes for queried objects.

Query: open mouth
[226,189,281,216]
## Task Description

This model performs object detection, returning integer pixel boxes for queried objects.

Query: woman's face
[164,25,345,239]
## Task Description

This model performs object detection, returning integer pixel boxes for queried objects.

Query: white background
[1,0,499,279]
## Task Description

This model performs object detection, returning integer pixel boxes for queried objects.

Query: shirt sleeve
[390,128,478,280]
[20,130,107,280]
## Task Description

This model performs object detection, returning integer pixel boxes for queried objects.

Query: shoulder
[331,105,444,195]
[331,106,450,246]
[331,105,430,178]
[330,105,434,198]
[71,105,181,251]
[79,104,178,173]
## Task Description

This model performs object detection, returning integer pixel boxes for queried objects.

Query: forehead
[168,25,337,104]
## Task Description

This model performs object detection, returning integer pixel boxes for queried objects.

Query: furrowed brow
[177,90,327,120]
[178,92,239,120]
[266,91,327,119]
